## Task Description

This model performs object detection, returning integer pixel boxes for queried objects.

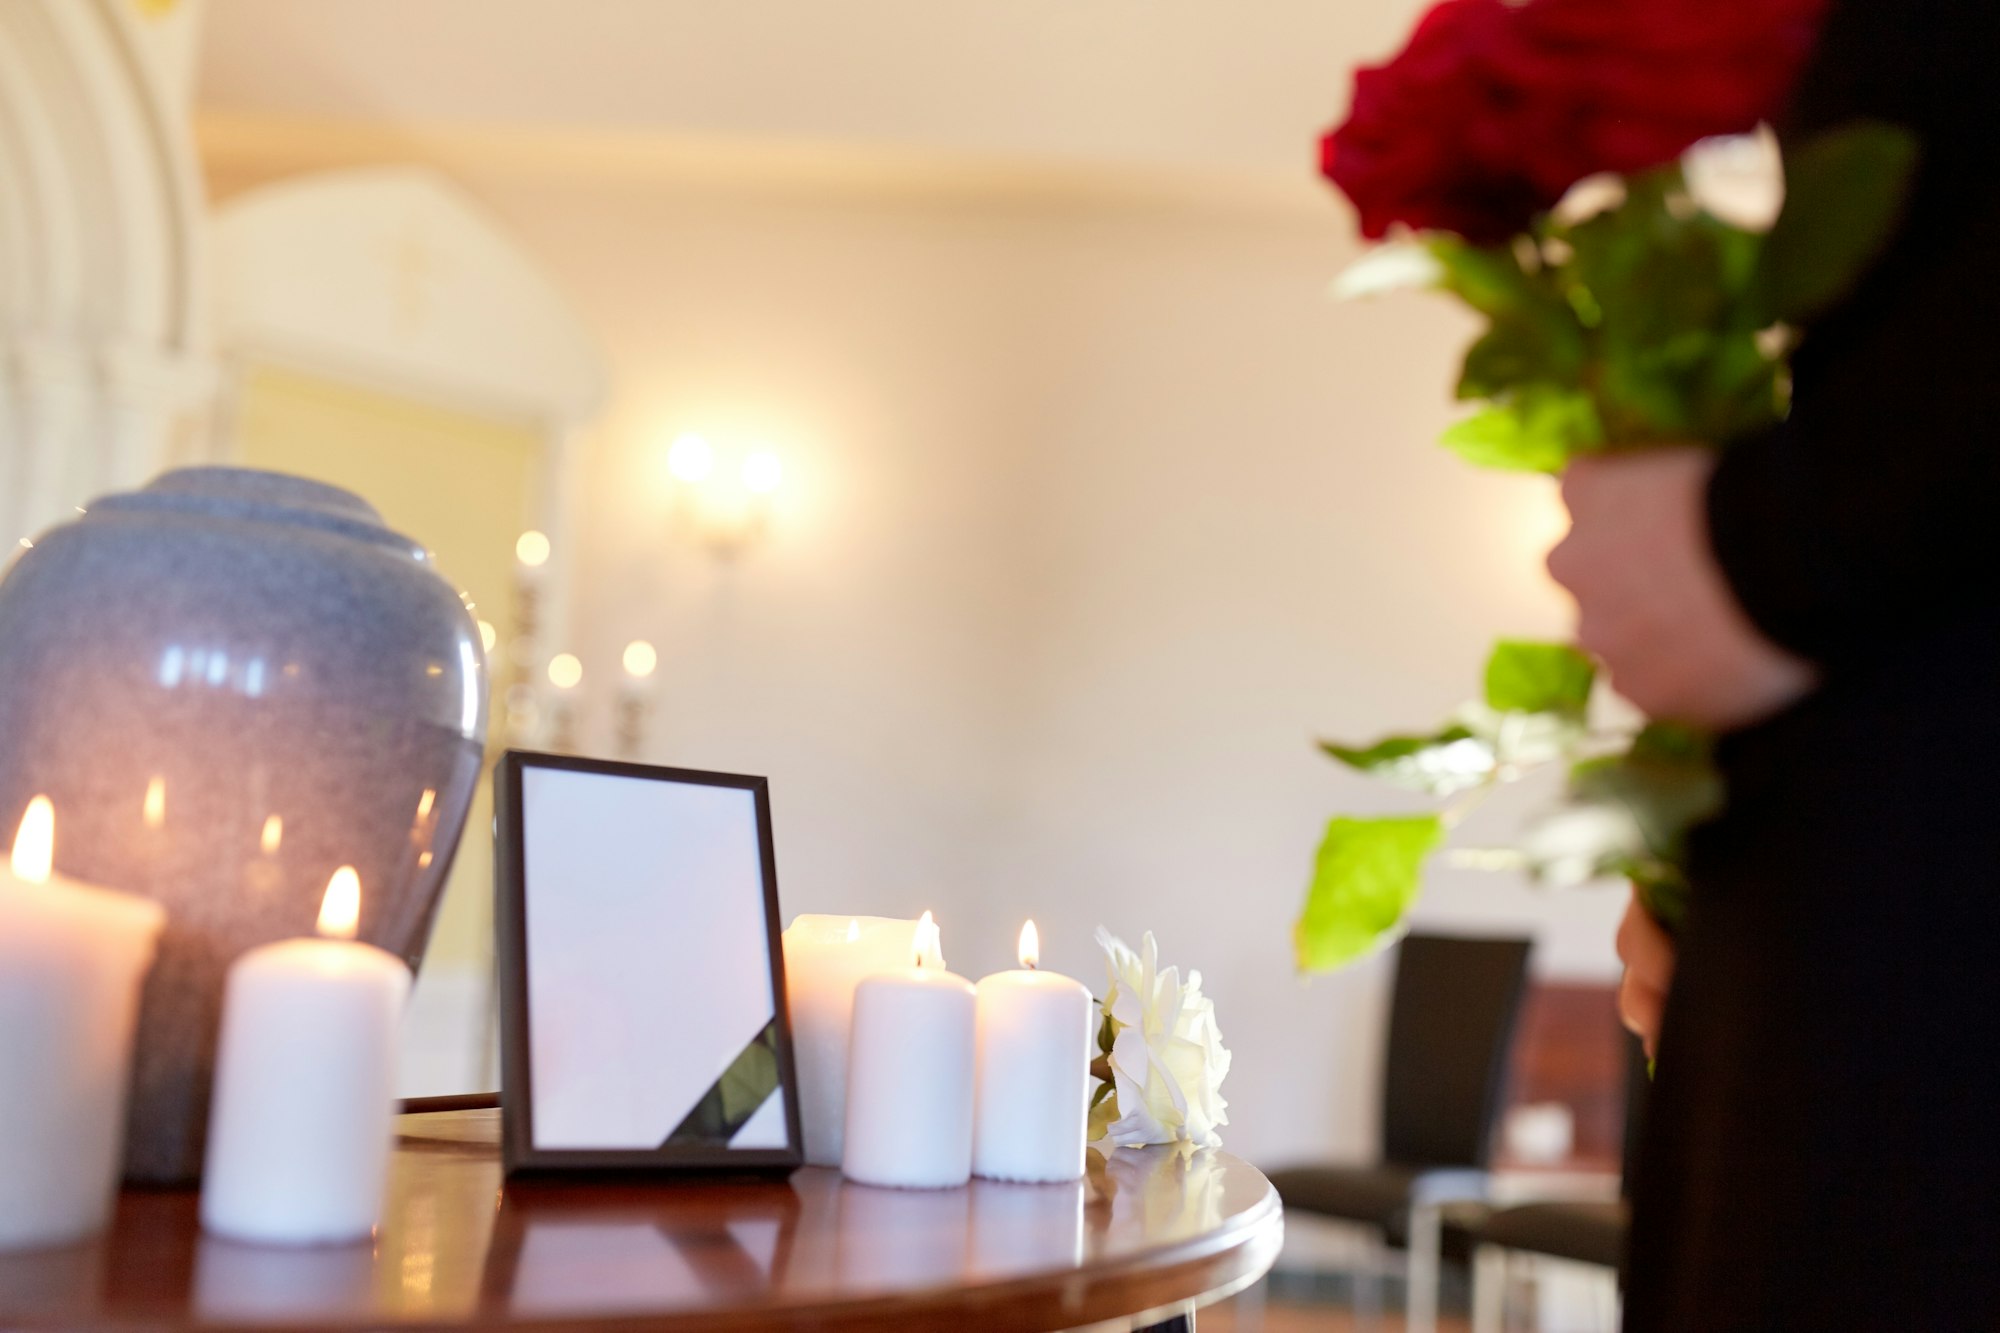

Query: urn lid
[90,467,426,560]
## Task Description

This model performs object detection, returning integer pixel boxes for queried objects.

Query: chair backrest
[1379,932,1533,1170]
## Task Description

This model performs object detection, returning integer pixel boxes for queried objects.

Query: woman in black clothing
[1548,0,2000,1325]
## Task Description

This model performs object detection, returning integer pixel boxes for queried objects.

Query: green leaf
[1543,163,1784,445]
[1632,873,1691,935]
[1088,1085,1121,1140]
[1753,120,1919,325]
[1295,815,1444,972]
[1566,723,1721,928]
[1624,719,1709,765]
[1482,640,1596,717]
[1319,725,1495,795]
[1457,315,1587,402]
[1440,388,1601,473]
[1426,237,1548,320]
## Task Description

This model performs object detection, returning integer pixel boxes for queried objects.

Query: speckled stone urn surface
[0,468,488,1183]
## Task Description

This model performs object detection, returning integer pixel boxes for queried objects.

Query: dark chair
[1268,932,1534,1333]
[1463,1032,1650,1333]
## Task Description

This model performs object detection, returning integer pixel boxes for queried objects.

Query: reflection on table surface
[0,1110,1280,1328]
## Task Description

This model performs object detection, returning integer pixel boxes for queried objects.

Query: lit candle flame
[10,795,55,884]
[1019,919,1040,970]
[143,776,167,829]
[317,867,362,940]
[845,918,860,943]
[913,910,939,968]
[260,814,284,856]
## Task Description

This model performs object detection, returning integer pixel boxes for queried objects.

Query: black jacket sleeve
[1703,0,2000,668]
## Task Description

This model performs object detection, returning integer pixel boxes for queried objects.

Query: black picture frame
[494,749,804,1176]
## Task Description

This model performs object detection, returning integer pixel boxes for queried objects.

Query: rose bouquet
[1296,0,1916,971]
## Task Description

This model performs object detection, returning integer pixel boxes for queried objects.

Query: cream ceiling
[195,0,1425,178]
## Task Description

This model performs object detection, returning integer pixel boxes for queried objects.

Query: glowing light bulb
[11,796,55,883]
[317,867,361,940]
[1018,919,1040,970]
[622,640,658,679]
[547,653,583,690]
[516,531,551,568]
[741,451,784,495]
[668,434,714,483]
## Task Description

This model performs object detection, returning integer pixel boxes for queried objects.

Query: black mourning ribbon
[661,1019,783,1147]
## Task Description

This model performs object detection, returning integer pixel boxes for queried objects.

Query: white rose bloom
[1682,126,1785,233]
[1093,927,1232,1151]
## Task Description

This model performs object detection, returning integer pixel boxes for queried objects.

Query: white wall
[372,169,1619,1168]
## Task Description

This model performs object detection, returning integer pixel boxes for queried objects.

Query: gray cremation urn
[0,468,489,1183]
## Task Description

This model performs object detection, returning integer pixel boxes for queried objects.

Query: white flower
[1551,173,1626,226]
[1093,927,1232,1150]
[1682,126,1785,232]
[1330,242,1445,302]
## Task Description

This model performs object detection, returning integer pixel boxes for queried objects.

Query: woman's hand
[1547,448,1817,731]
[1616,888,1677,1059]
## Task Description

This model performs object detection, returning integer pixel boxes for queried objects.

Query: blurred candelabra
[546,653,582,753]
[503,530,550,747]
[615,640,658,759]
[499,531,664,759]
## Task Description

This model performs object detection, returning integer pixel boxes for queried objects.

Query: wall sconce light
[663,432,784,557]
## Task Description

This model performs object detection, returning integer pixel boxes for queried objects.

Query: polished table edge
[7,1206,1284,1333]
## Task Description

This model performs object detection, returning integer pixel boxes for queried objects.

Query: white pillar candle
[781,913,945,1167]
[973,920,1093,1183]
[201,867,411,1246]
[841,913,976,1189]
[0,798,166,1252]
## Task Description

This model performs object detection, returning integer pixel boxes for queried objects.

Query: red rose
[1322,0,1826,243]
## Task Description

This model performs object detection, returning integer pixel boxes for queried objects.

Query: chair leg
[1406,1202,1441,1333]
[1471,1244,1507,1333]
[1352,1228,1385,1331]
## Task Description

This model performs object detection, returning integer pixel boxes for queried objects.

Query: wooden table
[0,1110,1283,1330]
